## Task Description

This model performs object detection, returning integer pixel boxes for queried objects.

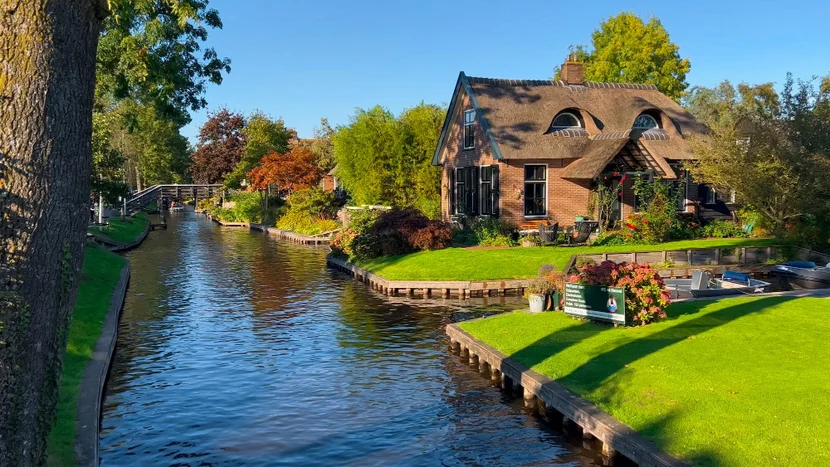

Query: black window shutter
[698,183,708,203]
[449,168,455,215]
[471,166,480,215]
[491,164,499,217]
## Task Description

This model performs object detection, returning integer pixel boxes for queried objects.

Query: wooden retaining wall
[250,224,330,245]
[327,255,528,298]
[446,323,689,467]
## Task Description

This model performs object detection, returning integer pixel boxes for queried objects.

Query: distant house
[432,61,733,229]
[321,166,339,192]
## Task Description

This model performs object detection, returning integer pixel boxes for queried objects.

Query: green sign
[564,283,627,325]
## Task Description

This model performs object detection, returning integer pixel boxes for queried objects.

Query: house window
[455,167,466,214]
[463,110,475,149]
[672,172,689,211]
[480,166,493,215]
[633,113,660,130]
[550,111,582,131]
[706,186,717,205]
[524,165,547,217]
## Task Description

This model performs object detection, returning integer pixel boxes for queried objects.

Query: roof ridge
[465,76,658,90]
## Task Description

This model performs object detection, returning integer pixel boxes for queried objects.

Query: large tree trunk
[0,1,104,465]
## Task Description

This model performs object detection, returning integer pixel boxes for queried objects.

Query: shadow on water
[99,211,604,466]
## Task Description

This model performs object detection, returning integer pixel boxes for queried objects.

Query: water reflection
[100,211,602,466]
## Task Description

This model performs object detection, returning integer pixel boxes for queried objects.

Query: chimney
[561,57,584,85]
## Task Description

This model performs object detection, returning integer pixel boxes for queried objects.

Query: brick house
[432,61,733,230]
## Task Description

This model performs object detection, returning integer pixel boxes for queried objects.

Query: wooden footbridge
[126,184,222,213]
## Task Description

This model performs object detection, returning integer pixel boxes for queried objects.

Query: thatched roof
[432,72,707,177]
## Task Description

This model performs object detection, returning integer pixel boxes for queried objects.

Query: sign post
[564,283,627,325]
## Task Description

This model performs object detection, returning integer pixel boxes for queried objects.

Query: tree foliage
[248,147,323,194]
[189,109,247,184]
[684,81,780,129]
[554,13,690,100]
[689,74,830,236]
[225,112,296,188]
[333,103,444,216]
[91,112,129,203]
[301,118,337,172]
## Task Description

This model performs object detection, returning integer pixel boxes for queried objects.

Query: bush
[570,261,671,325]
[471,217,516,245]
[699,220,748,239]
[285,187,339,218]
[277,211,339,235]
[348,208,383,234]
[351,233,382,261]
[369,208,430,256]
[231,192,266,223]
[410,222,453,251]
[331,229,358,258]
[592,231,629,246]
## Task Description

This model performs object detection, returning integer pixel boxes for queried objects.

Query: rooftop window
[550,111,583,131]
[633,113,660,130]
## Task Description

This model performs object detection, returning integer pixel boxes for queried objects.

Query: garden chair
[567,221,599,245]
[538,222,559,246]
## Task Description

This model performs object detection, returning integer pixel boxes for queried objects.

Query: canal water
[100,211,603,466]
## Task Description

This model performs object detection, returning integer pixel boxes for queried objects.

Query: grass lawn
[46,245,126,467]
[460,296,830,466]
[88,212,149,244]
[358,238,776,281]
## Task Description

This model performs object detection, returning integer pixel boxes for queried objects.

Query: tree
[248,147,323,195]
[683,80,780,129]
[301,118,337,172]
[333,103,445,214]
[225,112,296,189]
[189,109,247,184]
[554,13,691,100]
[91,112,129,204]
[689,75,830,237]
[1,2,105,465]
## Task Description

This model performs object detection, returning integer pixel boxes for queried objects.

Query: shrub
[471,217,516,246]
[348,208,383,234]
[410,222,453,251]
[592,231,629,246]
[231,191,266,223]
[352,233,382,261]
[570,261,671,325]
[331,229,358,258]
[524,276,551,297]
[277,211,339,235]
[699,220,748,239]
[369,208,430,256]
[285,187,339,218]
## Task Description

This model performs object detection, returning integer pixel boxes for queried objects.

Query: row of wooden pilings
[447,338,619,462]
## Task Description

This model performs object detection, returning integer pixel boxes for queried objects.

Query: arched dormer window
[633,112,661,130]
[550,110,583,131]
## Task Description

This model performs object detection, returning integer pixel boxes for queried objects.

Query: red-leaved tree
[189,108,247,184]
[248,146,323,194]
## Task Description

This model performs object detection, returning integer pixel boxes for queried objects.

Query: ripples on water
[100,212,603,466]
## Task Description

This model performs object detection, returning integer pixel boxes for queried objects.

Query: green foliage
[276,212,339,236]
[225,112,295,189]
[207,192,266,223]
[348,208,383,235]
[699,220,748,239]
[689,74,830,239]
[189,109,247,184]
[351,233,382,261]
[684,80,780,129]
[274,188,340,235]
[331,229,359,259]
[334,103,444,210]
[90,112,128,203]
[590,175,626,231]
[592,232,628,246]
[301,118,337,172]
[622,176,684,243]
[470,217,517,247]
[555,13,690,100]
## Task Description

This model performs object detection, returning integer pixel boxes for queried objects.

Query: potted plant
[521,232,539,247]
[524,277,550,313]
[538,264,565,310]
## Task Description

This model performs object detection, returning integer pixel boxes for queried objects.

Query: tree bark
[0,1,104,465]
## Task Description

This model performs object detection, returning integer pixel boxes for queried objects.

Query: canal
[100,211,603,466]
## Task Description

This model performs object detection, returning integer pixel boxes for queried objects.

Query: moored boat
[770,261,830,289]
[665,270,770,299]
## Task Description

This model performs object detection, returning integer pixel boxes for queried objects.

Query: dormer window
[550,111,583,131]
[463,110,475,149]
[633,113,660,130]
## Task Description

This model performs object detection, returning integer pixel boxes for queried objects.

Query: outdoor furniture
[567,220,599,245]
[538,222,559,246]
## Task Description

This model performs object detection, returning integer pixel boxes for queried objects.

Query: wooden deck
[327,255,529,298]
[446,323,689,467]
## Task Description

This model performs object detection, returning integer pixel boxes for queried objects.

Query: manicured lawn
[47,246,126,467]
[358,238,775,281]
[88,212,149,244]
[460,296,830,466]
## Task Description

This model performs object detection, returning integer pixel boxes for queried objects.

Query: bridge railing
[126,184,223,213]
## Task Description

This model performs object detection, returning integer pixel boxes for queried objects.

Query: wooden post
[687,249,693,265]
[714,248,721,265]
[468,354,479,367]
[602,442,617,458]
[742,247,747,264]
[523,387,537,410]
[630,252,637,263]
[479,360,489,375]
[491,369,502,383]
[661,250,668,263]
[501,375,513,392]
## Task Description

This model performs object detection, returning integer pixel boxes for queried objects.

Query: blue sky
[182,0,830,140]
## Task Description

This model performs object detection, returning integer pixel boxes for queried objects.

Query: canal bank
[98,211,606,466]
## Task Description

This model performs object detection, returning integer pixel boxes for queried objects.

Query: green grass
[143,202,158,212]
[358,238,776,281]
[461,296,830,466]
[46,246,126,467]
[88,212,149,244]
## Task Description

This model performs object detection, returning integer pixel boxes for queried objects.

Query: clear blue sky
[182,0,830,141]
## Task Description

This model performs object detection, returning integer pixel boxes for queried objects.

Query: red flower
[613,172,619,177]
[643,219,648,225]
[626,223,636,230]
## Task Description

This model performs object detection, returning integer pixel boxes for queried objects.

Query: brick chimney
[561,59,584,85]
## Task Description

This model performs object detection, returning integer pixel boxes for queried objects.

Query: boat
[170,205,185,211]
[770,261,830,289]
[664,270,770,299]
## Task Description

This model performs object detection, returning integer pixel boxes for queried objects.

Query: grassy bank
[461,296,830,466]
[358,238,776,281]
[88,212,149,244]
[46,246,126,466]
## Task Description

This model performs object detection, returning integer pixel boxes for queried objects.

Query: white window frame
[706,186,717,205]
[523,164,548,219]
[550,111,582,131]
[463,109,475,150]
[633,113,660,130]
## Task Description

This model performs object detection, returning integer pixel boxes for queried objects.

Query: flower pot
[528,293,546,313]
[521,240,535,247]
[546,290,561,311]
